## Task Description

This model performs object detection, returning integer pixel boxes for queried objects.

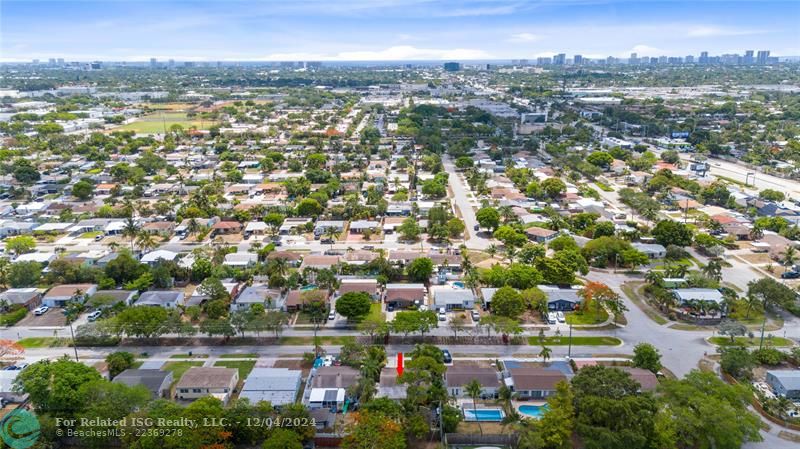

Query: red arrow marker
[396,352,404,377]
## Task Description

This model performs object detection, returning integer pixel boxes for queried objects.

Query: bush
[0,306,28,326]
[752,347,786,366]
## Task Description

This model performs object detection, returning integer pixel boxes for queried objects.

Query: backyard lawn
[17,338,70,348]
[162,361,204,381]
[214,360,256,379]
[365,302,384,322]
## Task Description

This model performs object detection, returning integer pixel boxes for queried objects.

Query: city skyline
[1,0,799,62]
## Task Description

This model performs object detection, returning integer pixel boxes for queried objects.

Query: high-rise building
[553,53,566,65]
[573,54,583,65]
[90,61,102,70]
[744,50,754,64]
[629,53,639,65]
[168,59,175,68]
[48,58,56,65]
[32,59,39,64]
[150,57,157,67]
[443,62,461,71]
[57,58,64,65]
[536,56,551,65]
[699,51,709,64]
[757,50,770,64]
[685,55,694,64]
[519,59,528,65]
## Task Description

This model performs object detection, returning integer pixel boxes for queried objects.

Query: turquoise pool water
[300,284,317,291]
[518,404,548,418]
[463,408,504,422]
[452,281,465,288]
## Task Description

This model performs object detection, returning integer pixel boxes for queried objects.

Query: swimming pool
[518,404,548,418]
[300,284,317,291]
[463,408,505,422]
[451,281,465,289]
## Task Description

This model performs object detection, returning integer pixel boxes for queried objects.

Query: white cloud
[626,44,662,56]
[262,45,491,61]
[507,32,542,43]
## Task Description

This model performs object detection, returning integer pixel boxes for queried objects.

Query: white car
[556,311,566,323]
[547,312,557,325]
[33,306,49,316]
[87,310,102,321]
[438,311,447,321]
[471,310,480,321]
[328,311,336,321]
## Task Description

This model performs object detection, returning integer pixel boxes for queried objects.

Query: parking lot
[16,308,67,327]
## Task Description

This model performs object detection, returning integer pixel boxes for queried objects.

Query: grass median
[708,336,793,347]
[528,336,622,346]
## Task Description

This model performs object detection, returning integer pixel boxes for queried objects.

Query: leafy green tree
[719,345,756,380]
[72,180,95,200]
[656,370,762,449]
[586,151,613,167]
[296,198,323,216]
[652,220,693,247]
[407,257,434,282]
[541,178,566,199]
[398,217,421,241]
[491,286,526,319]
[342,410,405,449]
[111,306,169,338]
[263,428,303,449]
[336,291,373,321]
[105,351,136,378]
[7,260,41,287]
[5,235,36,256]
[476,207,500,232]
[632,343,662,373]
[77,380,150,448]
[13,357,102,417]
[494,225,527,248]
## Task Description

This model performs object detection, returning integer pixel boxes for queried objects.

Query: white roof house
[240,368,302,407]
[673,288,724,304]
[224,252,258,267]
[140,250,179,265]
[14,252,56,264]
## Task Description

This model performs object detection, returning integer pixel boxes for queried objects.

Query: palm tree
[135,231,158,253]
[782,246,797,274]
[187,218,200,239]
[465,379,484,436]
[122,217,139,251]
[644,270,664,286]
[703,259,723,281]
[539,345,552,365]
[743,294,762,320]
[324,227,339,250]
[505,246,517,264]
[486,244,498,259]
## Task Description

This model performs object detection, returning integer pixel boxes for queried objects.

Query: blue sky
[1,0,798,62]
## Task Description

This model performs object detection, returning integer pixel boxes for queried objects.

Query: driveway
[442,156,491,250]
[16,309,67,327]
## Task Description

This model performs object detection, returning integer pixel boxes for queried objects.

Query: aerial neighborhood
[0,47,799,449]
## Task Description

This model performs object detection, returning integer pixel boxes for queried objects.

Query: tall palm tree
[135,231,158,253]
[122,217,139,251]
[486,244,497,259]
[703,259,723,281]
[539,345,552,365]
[465,379,484,436]
[644,270,664,286]
[324,227,339,250]
[782,246,797,274]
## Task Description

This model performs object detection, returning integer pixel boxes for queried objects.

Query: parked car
[87,310,102,321]
[362,245,374,250]
[438,311,447,321]
[320,238,335,244]
[547,312,557,325]
[387,304,395,312]
[94,234,104,241]
[328,311,336,321]
[556,311,566,323]
[33,306,49,316]
[441,349,452,364]
[471,310,480,321]
[473,224,480,231]
[782,271,800,279]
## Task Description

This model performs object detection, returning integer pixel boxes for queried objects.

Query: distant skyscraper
[553,53,566,65]
[685,55,694,64]
[150,58,158,68]
[90,61,102,70]
[519,59,528,65]
[443,62,461,71]
[32,59,39,64]
[629,53,638,65]
[48,58,56,65]
[57,58,64,65]
[757,50,770,64]
[699,51,709,64]
[744,50,754,64]
[168,59,175,68]
[573,54,583,65]
[537,56,551,65]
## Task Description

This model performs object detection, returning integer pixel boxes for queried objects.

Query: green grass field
[169,353,209,359]
[219,353,258,359]
[116,112,217,134]
[278,336,356,345]
[214,360,256,379]
[529,336,622,346]
[708,336,793,347]
[17,337,71,348]
[162,361,204,381]
[566,308,609,325]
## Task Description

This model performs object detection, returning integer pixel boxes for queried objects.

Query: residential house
[432,287,476,311]
[505,367,567,399]
[300,255,340,271]
[375,368,407,401]
[91,290,137,307]
[284,289,329,312]
[240,368,302,408]
[266,251,302,267]
[136,290,184,308]
[175,367,239,405]
[337,278,380,299]
[140,250,179,265]
[525,227,559,243]
[538,285,582,311]
[211,221,243,235]
[673,288,724,306]
[0,371,28,404]
[307,366,359,412]
[349,220,380,234]
[112,369,173,398]
[633,243,667,259]
[384,283,427,308]
[0,288,42,310]
[445,366,501,398]
[223,252,258,268]
[314,220,345,238]
[767,370,800,399]
[620,367,659,392]
[231,285,283,312]
[43,284,97,307]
